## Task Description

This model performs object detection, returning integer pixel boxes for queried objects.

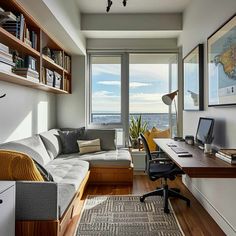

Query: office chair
[139,133,190,213]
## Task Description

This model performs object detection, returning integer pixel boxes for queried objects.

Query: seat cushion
[39,129,62,159]
[79,149,132,168]
[45,158,89,190]
[0,135,51,166]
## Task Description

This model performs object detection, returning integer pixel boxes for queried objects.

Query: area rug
[76,195,184,236]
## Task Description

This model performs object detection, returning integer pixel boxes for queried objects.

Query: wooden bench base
[89,166,133,184]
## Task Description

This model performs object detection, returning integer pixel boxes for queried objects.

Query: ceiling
[76,0,190,14]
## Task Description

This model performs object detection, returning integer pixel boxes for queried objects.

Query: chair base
[140,185,190,214]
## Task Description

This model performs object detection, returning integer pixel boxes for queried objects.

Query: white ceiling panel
[77,0,190,14]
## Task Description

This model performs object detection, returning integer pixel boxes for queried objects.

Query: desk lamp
[162,90,179,137]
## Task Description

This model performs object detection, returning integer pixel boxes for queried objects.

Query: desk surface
[154,138,236,178]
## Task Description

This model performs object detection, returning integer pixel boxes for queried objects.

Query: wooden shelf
[0,0,72,94]
[42,55,64,72]
[0,71,69,94]
[0,27,40,57]
[64,69,70,75]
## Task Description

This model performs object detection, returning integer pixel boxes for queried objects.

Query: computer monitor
[195,117,214,146]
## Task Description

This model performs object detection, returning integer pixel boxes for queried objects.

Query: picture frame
[208,14,236,107]
[183,44,204,111]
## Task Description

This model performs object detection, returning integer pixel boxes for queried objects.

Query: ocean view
[91,113,176,130]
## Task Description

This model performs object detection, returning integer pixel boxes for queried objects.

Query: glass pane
[129,54,178,132]
[91,56,121,124]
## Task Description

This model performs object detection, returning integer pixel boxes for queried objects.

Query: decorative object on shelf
[0,93,6,98]
[43,47,63,67]
[183,44,204,111]
[45,68,54,86]
[25,55,36,71]
[106,0,127,12]
[129,115,147,149]
[54,71,62,89]
[162,90,179,136]
[208,14,236,106]
[12,50,24,68]
[42,47,51,58]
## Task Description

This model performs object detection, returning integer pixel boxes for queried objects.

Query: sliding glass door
[88,52,178,146]
[129,53,178,134]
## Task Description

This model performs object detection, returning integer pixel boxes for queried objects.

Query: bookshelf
[0,0,72,94]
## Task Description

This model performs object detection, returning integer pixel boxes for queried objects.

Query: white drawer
[0,186,15,236]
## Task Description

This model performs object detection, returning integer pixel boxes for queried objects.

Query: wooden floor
[64,175,225,236]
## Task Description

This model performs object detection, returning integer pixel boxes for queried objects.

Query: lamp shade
[162,90,178,105]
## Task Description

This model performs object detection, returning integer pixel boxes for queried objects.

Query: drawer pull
[0,199,2,204]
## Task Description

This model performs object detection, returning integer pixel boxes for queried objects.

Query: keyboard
[170,147,189,154]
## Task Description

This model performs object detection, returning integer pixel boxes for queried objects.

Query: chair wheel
[164,208,170,214]
[140,196,145,202]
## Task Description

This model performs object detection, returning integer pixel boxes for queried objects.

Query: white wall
[57,56,86,128]
[87,38,178,51]
[178,0,236,235]
[0,81,56,143]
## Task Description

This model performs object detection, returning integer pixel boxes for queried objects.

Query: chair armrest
[150,151,164,155]
[16,181,59,220]
[149,158,172,163]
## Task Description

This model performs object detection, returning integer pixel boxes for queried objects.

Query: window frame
[86,50,180,146]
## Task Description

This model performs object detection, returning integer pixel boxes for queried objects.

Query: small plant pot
[131,139,139,149]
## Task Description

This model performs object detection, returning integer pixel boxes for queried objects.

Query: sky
[92,61,177,114]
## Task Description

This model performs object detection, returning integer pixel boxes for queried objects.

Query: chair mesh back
[140,133,152,173]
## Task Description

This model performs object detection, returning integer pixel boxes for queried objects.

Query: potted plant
[129,115,147,149]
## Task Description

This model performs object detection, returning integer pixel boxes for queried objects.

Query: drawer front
[0,186,15,236]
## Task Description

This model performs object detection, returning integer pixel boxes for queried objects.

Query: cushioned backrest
[0,135,51,166]
[85,129,116,150]
[39,129,62,159]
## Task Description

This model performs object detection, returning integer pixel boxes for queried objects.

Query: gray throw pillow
[58,127,85,154]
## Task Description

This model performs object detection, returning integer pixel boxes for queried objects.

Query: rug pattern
[76,195,184,236]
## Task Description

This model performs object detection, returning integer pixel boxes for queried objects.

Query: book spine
[218,151,236,160]
[215,153,236,164]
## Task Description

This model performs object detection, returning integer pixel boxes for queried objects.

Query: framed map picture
[208,14,236,106]
[183,44,204,111]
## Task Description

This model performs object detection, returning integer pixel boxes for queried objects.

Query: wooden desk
[154,138,236,178]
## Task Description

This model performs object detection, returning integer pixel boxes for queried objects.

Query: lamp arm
[174,99,179,136]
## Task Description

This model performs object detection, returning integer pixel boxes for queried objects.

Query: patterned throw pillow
[77,139,101,154]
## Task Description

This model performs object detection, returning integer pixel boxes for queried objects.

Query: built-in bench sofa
[0,128,133,236]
